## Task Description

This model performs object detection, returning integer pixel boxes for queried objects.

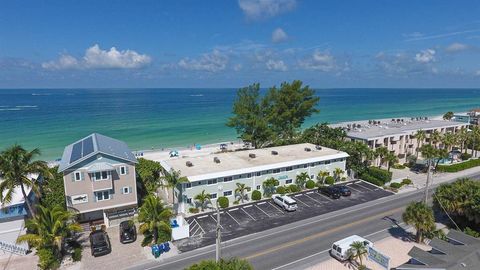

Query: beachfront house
[330,117,470,165]
[160,143,349,214]
[58,133,138,227]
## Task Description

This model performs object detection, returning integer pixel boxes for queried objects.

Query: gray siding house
[58,133,138,227]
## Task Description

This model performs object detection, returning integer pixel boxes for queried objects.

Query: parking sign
[367,246,390,270]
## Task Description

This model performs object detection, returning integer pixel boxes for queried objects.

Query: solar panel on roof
[70,142,82,163]
[82,136,94,156]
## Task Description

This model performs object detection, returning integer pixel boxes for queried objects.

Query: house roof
[396,230,480,270]
[58,133,137,172]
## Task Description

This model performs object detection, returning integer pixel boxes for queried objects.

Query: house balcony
[87,162,115,191]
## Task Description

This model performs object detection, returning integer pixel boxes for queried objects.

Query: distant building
[0,176,36,256]
[58,133,138,227]
[467,108,480,125]
[395,230,480,270]
[160,143,349,214]
[331,117,469,165]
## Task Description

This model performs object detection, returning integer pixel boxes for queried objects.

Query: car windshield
[91,233,107,246]
[286,201,297,206]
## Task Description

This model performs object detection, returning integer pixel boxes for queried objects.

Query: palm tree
[441,132,456,152]
[443,111,454,120]
[138,195,174,247]
[414,130,426,158]
[349,241,368,266]
[385,152,399,172]
[470,126,480,157]
[17,205,81,255]
[333,168,344,182]
[295,172,310,189]
[0,144,51,217]
[430,130,442,149]
[457,128,468,153]
[194,190,211,211]
[317,170,330,185]
[235,183,250,203]
[375,147,389,168]
[163,168,188,207]
[402,201,435,243]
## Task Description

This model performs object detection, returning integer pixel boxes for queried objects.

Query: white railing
[0,240,28,255]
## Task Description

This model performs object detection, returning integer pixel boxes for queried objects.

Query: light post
[216,185,223,262]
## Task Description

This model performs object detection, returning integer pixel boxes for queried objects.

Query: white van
[330,235,373,261]
[272,194,298,211]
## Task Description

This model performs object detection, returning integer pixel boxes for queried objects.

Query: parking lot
[177,180,393,252]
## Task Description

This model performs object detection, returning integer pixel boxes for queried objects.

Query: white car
[272,194,298,211]
[330,235,373,261]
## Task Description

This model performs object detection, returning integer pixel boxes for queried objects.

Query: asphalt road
[128,173,480,270]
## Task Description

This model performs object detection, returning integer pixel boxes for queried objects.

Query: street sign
[368,246,390,270]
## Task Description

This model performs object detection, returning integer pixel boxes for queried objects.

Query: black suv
[119,220,137,244]
[319,186,341,199]
[89,230,111,257]
[334,185,351,196]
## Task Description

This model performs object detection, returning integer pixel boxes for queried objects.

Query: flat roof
[330,118,468,140]
[160,143,349,182]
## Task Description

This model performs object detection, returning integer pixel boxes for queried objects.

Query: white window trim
[207,179,218,186]
[210,193,217,199]
[122,186,131,194]
[95,190,111,201]
[223,190,233,197]
[93,171,110,182]
[185,183,192,189]
[74,171,82,181]
[120,166,127,175]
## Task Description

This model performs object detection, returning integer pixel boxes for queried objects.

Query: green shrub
[72,247,82,262]
[37,248,59,270]
[189,207,199,214]
[392,163,406,169]
[390,182,402,189]
[276,186,286,194]
[233,200,239,205]
[305,180,316,189]
[325,176,335,185]
[217,196,229,208]
[284,185,291,193]
[436,158,480,172]
[288,184,300,193]
[251,190,261,201]
[360,173,384,186]
[460,153,472,161]
[402,178,412,186]
[464,227,480,238]
[367,167,392,183]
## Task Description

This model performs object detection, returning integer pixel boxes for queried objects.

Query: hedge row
[360,167,392,186]
[436,158,480,172]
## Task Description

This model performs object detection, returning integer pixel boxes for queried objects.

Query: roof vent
[249,153,256,158]
[304,147,311,152]
[213,157,220,163]
[186,161,193,167]
[315,145,322,150]
[271,150,278,155]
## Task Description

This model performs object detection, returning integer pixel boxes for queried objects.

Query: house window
[210,193,217,199]
[74,171,82,181]
[120,166,127,175]
[223,190,233,196]
[95,190,110,201]
[207,179,217,185]
[122,186,132,194]
[256,185,261,190]
[223,177,233,182]
[94,171,109,181]
[286,179,293,184]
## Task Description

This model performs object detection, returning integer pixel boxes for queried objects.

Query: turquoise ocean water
[1,88,479,160]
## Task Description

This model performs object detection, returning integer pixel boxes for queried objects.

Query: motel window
[210,193,217,199]
[256,185,261,190]
[95,190,110,201]
[255,172,261,177]
[273,169,280,174]
[286,167,293,171]
[325,160,331,165]
[286,179,293,184]
[223,190,233,196]
[74,171,82,181]
[246,173,252,178]
[185,183,192,189]
[310,163,315,167]
[224,177,233,182]
[186,198,192,204]
[207,179,217,185]
[120,166,127,175]
[303,164,308,168]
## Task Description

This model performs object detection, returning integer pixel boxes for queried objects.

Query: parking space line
[197,215,208,219]
[268,201,285,214]
[306,191,314,194]
[257,202,266,205]
[318,192,333,201]
[293,196,310,207]
[226,211,241,225]
[230,208,238,211]
[348,185,364,193]
[187,219,195,226]
[244,205,253,208]
[240,207,256,221]
[294,194,303,197]
[304,193,324,204]
[352,184,372,192]
[254,204,272,217]
[191,219,205,235]
[359,180,381,190]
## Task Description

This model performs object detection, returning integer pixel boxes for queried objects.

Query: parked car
[89,230,111,257]
[119,220,137,244]
[319,186,341,199]
[330,235,373,261]
[334,185,351,196]
[272,194,298,211]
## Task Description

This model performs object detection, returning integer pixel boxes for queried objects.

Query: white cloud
[415,49,436,63]
[475,70,480,76]
[445,42,469,52]
[178,49,228,72]
[265,59,287,71]
[233,64,243,71]
[298,50,337,72]
[402,32,424,38]
[42,44,151,70]
[238,0,296,20]
[272,28,288,43]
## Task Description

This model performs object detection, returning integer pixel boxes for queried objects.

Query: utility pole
[424,159,431,204]
[215,201,221,262]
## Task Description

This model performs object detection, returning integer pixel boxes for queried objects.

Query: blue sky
[1,0,480,88]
